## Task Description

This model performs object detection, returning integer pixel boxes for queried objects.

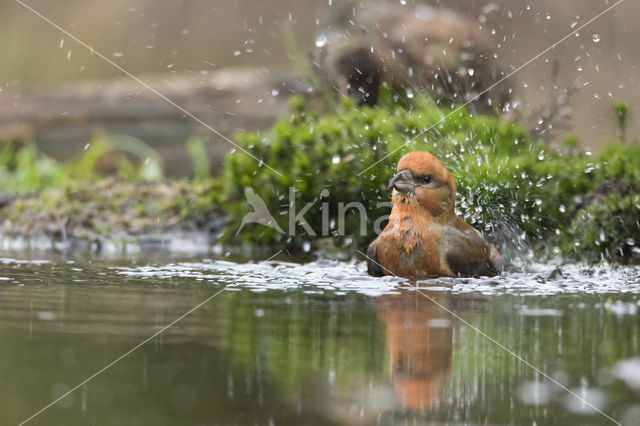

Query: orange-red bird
[367,151,503,278]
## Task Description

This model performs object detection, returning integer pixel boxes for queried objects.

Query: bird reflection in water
[378,288,452,411]
[328,287,453,424]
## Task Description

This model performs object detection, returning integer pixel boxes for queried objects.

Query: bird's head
[389,151,456,217]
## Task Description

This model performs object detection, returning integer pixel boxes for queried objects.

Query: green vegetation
[614,101,630,141]
[221,96,640,263]
[0,134,164,193]
[0,95,638,262]
[0,137,219,246]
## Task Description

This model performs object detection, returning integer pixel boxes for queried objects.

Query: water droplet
[563,387,607,415]
[315,34,328,48]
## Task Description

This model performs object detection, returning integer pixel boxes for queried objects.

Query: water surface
[1,255,639,425]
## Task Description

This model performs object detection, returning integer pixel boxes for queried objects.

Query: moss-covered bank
[220,96,640,263]
[1,95,638,263]
[0,140,223,253]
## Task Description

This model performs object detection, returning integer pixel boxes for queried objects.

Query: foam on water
[114,258,640,297]
[116,258,403,297]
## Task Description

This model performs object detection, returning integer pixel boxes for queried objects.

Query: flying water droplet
[315,34,328,48]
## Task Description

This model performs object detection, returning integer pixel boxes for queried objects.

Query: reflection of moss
[219,290,640,423]
[220,289,388,409]
[220,95,640,262]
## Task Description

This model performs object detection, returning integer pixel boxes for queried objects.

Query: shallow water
[1,255,640,425]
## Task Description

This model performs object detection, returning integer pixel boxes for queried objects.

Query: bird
[367,151,503,278]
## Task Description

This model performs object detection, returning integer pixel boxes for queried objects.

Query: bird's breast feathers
[376,215,453,278]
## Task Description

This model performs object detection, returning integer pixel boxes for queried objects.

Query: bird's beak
[389,170,414,193]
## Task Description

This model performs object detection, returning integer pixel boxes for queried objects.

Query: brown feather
[367,151,502,278]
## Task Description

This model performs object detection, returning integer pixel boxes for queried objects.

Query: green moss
[613,101,629,141]
[1,96,638,263]
[220,95,640,262]
[0,134,164,194]
[1,177,221,241]
[562,192,640,263]
[0,140,221,242]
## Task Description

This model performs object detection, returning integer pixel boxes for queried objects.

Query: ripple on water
[113,259,640,297]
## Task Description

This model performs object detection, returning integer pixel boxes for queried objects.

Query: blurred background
[0,0,638,174]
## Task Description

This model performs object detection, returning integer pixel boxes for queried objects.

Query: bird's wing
[366,239,384,277]
[444,218,499,277]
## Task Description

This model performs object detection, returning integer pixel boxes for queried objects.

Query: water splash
[114,259,640,297]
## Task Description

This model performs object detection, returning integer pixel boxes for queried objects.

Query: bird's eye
[422,175,432,184]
